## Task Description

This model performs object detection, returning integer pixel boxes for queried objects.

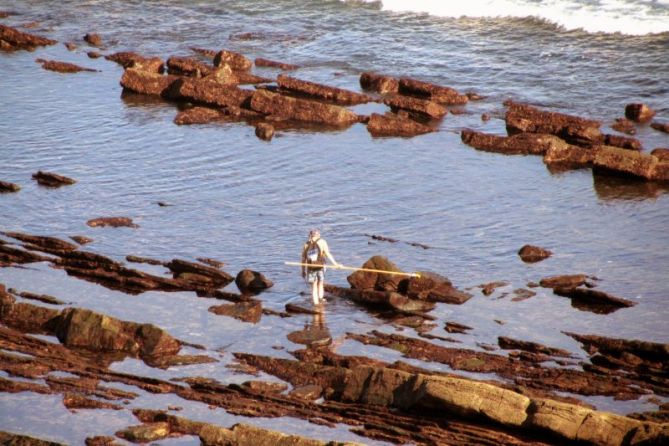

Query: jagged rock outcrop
[0,24,56,51]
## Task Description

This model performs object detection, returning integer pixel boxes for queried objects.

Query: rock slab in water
[0,24,56,51]
[31,171,76,187]
[518,244,552,263]
[86,217,138,228]
[0,180,20,192]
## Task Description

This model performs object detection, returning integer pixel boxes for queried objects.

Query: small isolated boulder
[213,49,252,71]
[86,217,138,228]
[32,171,76,187]
[83,33,102,47]
[539,274,589,289]
[360,72,399,94]
[367,112,433,138]
[0,180,20,193]
[255,122,275,141]
[209,300,262,324]
[625,103,656,123]
[235,269,273,293]
[398,77,468,105]
[518,245,552,263]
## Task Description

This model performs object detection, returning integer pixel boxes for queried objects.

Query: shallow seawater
[1,0,669,443]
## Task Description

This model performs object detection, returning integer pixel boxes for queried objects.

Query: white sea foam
[349,0,669,35]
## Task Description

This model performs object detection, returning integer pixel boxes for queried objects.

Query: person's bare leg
[318,280,325,303]
[312,280,319,305]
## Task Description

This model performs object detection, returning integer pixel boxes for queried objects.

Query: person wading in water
[301,229,340,307]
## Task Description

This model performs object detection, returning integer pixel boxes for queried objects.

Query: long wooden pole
[284,261,420,278]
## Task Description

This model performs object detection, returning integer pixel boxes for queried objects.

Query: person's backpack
[305,240,324,265]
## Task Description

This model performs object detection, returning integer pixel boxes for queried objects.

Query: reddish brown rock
[166,258,234,287]
[167,77,253,108]
[611,118,637,135]
[347,256,404,292]
[36,58,98,73]
[383,94,446,120]
[255,122,275,141]
[190,47,218,58]
[83,33,102,47]
[105,52,164,73]
[31,170,76,187]
[235,269,273,293]
[85,436,123,446]
[0,180,20,192]
[625,103,656,123]
[594,145,669,181]
[87,51,102,59]
[166,56,214,77]
[498,337,573,358]
[539,274,589,289]
[480,281,509,296]
[359,72,399,94]
[398,77,468,105]
[70,235,93,245]
[651,148,669,162]
[277,74,372,105]
[543,141,596,168]
[445,322,472,334]
[120,68,179,97]
[461,129,568,155]
[213,49,252,71]
[116,422,170,443]
[64,42,77,51]
[0,431,65,446]
[505,103,602,146]
[230,71,273,85]
[553,287,637,314]
[209,300,262,323]
[518,245,552,263]
[63,393,123,411]
[651,122,669,134]
[4,231,78,251]
[174,107,230,125]
[87,217,138,228]
[367,112,433,137]
[249,89,358,127]
[601,133,642,151]
[254,57,299,70]
[405,272,471,304]
[9,289,64,305]
[0,24,56,51]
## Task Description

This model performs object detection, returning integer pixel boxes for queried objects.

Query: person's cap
[309,228,320,237]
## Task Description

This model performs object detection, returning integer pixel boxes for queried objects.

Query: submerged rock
[0,24,56,51]
[553,287,637,314]
[651,121,669,134]
[174,106,230,125]
[86,217,138,228]
[255,122,275,141]
[625,103,656,123]
[36,58,98,73]
[0,180,20,192]
[83,33,102,47]
[611,118,637,135]
[166,258,234,287]
[31,170,76,187]
[518,244,552,263]
[366,112,433,137]
[209,301,263,323]
[254,57,299,70]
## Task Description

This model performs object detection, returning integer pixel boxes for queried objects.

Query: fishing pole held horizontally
[284,261,421,278]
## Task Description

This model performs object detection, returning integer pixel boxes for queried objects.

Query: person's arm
[319,239,340,266]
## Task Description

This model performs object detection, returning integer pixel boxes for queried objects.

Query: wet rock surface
[87,216,138,228]
[36,58,98,73]
[31,171,76,187]
[366,112,433,137]
[0,180,20,192]
[0,24,56,51]
[277,74,372,105]
[518,244,552,263]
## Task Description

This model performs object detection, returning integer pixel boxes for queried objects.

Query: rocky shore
[1,19,668,446]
